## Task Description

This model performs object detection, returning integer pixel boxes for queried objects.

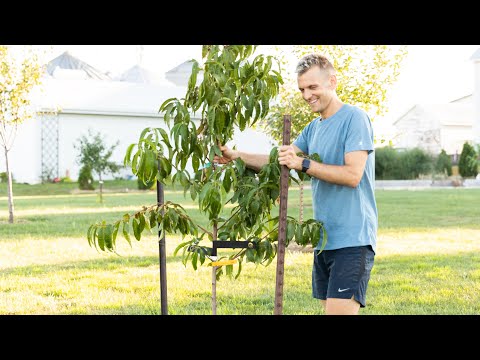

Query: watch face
[302,158,310,172]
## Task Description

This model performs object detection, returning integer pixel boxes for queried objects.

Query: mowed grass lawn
[1,181,480,315]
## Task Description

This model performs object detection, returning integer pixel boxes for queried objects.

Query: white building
[393,48,480,156]
[2,51,275,184]
[393,102,473,155]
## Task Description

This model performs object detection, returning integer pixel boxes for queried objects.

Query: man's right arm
[214,145,269,172]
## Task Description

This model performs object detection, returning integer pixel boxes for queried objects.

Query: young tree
[87,45,325,282]
[0,46,42,223]
[75,129,120,202]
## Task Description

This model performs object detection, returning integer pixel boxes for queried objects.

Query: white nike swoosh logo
[338,288,350,292]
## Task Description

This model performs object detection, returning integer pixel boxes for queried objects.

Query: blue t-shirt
[293,104,378,253]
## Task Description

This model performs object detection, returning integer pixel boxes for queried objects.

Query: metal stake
[157,170,168,315]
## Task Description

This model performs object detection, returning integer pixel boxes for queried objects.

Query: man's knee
[325,296,360,315]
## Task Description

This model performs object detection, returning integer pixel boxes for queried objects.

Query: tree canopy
[259,45,408,144]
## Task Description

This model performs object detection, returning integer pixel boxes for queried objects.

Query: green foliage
[1,45,43,223]
[434,149,452,177]
[397,148,434,179]
[0,171,9,183]
[375,146,434,180]
[458,142,478,178]
[78,165,95,190]
[75,129,121,182]
[59,176,73,183]
[260,45,408,144]
[137,177,155,190]
[88,45,325,280]
[375,146,398,180]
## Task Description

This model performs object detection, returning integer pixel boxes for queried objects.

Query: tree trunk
[4,147,14,223]
[98,173,103,204]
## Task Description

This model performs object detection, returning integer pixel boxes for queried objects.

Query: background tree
[435,149,453,177]
[458,141,478,178]
[75,129,120,202]
[0,45,42,223]
[259,45,408,144]
[87,45,325,284]
[259,45,408,212]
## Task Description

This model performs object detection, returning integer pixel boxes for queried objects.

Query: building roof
[394,103,473,127]
[450,94,472,103]
[165,59,203,86]
[45,51,112,81]
[470,48,480,61]
[116,64,170,85]
[32,77,192,117]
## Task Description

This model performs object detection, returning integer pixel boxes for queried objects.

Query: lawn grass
[1,182,480,315]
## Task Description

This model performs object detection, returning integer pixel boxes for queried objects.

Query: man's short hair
[296,54,335,76]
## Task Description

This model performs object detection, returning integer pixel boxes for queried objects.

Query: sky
[32,44,480,139]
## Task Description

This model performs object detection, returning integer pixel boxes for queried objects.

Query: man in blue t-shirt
[214,53,377,315]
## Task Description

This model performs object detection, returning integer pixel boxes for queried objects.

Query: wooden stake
[274,115,291,315]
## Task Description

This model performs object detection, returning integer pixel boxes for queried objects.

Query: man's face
[297,66,335,114]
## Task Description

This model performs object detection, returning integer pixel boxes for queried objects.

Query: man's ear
[330,74,337,89]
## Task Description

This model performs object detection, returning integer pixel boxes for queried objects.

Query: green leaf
[234,259,243,279]
[132,218,141,241]
[188,60,199,89]
[104,225,114,251]
[223,172,231,193]
[295,223,303,246]
[112,222,120,246]
[226,264,233,277]
[138,213,146,234]
[96,224,108,251]
[286,220,296,245]
[192,251,198,270]
[215,111,225,134]
[149,210,157,229]
[173,239,194,257]
[122,222,132,247]
[87,224,94,248]
[192,156,199,173]
[246,248,255,263]
[124,143,136,166]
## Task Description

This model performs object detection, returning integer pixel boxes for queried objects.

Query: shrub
[375,146,433,180]
[78,165,95,190]
[395,148,433,179]
[375,146,398,180]
[458,142,478,178]
[434,149,452,176]
[0,171,8,183]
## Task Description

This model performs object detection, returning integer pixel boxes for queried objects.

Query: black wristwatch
[301,158,311,173]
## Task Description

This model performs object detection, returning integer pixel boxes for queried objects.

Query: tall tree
[260,45,408,144]
[0,46,42,223]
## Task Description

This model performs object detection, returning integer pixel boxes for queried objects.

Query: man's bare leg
[323,296,360,315]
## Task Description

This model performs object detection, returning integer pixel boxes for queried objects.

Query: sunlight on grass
[2,188,480,315]
[377,229,480,255]
[0,204,236,217]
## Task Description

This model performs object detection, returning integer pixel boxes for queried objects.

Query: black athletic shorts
[312,245,375,307]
